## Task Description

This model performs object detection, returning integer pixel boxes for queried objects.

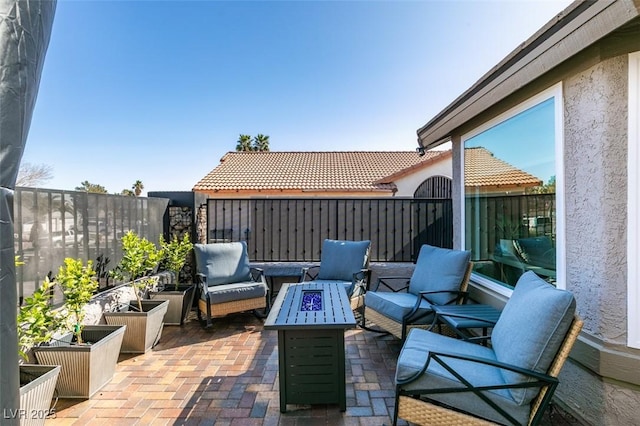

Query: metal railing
[465,192,556,260]
[206,198,453,262]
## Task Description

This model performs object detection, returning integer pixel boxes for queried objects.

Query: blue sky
[23,0,573,195]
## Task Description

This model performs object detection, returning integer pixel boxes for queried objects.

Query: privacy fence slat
[205,198,454,263]
[14,188,169,305]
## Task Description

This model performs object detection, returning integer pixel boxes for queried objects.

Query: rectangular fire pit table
[264,281,357,412]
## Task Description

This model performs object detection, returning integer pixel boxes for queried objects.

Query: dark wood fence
[206,198,453,262]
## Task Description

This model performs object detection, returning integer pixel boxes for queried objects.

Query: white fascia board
[628,51,640,349]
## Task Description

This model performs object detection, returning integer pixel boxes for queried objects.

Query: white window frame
[627,51,640,349]
[460,83,565,297]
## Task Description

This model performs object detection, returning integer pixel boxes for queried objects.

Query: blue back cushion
[317,239,371,282]
[491,271,575,405]
[408,244,471,305]
[194,242,252,286]
[514,236,556,269]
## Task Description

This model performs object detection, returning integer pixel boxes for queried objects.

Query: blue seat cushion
[491,271,575,405]
[408,245,471,305]
[194,242,252,286]
[317,239,370,282]
[396,328,529,425]
[201,281,267,304]
[364,291,434,324]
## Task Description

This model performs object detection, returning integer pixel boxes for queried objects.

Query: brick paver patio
[45,310,582,425]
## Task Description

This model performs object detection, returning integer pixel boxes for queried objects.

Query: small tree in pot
[105,231,169,353]
[149,233,195,325]
[160,233,193,290]
[31,257,126,399]
[17,274,61,361]
[111,230,164,311]
[56,258,98,344]
[17,274,62,423]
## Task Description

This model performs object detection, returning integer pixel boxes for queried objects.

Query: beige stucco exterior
[445,33,640,426]
[558,52,639,426]
[393,158,452,197]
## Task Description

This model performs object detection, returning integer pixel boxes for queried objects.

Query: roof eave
[375,150,452,184]
[417,0,640,150]
[301,188,395,193]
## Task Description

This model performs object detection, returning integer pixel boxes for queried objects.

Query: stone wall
[168,205,196,283]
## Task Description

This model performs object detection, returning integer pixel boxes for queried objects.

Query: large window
[462,84,563,294]
[628,52,640,349]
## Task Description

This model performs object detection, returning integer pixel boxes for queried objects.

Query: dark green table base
[264,282,356,412]
[278,328,347,410]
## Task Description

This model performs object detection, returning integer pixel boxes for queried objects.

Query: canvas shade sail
[0,0,56,420]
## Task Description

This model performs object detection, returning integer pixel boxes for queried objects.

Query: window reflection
[464,97,556,287]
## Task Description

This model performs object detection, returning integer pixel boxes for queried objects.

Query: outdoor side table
[262,265,307,314]
[264,282,356,412]
[432,304,502,344]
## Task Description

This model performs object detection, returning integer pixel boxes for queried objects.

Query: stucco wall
[393,158,452,197]
[564,54,628,341]
[559,54,640,424]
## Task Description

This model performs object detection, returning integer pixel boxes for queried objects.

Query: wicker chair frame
[196,267,267,329]
[362,262,473,340]
[394,315,583,426]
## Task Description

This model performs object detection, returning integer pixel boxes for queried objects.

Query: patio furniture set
[193,238,582,425]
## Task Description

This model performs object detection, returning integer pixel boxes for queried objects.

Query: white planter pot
[18,364,61,426]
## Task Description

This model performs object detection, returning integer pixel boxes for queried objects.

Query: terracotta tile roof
[193,151,445,193]
[465,147,542,188]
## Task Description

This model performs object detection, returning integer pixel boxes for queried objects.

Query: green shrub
[56,258,98,344]
[111,231,163,311]
[17,276,60,360]
[160,233,193,290]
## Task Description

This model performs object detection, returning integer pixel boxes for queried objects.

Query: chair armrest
[403,290,469,324]
[348,269,372,297]
[398,349,558,389]
[306,265,320,281]
[195,273,207,302]
[353,268,371,287]
[196,272,207,286]
[397,350,558,425]
[250,267,264,282]
[373,276,410,292]
[418,290,469,305]
[432,310,499,327]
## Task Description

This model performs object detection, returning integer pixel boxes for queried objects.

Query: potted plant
[149,233,195,325]
[31,258,126,399]
[17,271,61,425]
[103,231,169,353]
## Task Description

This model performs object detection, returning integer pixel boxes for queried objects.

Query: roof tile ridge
[228,150,420,154]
